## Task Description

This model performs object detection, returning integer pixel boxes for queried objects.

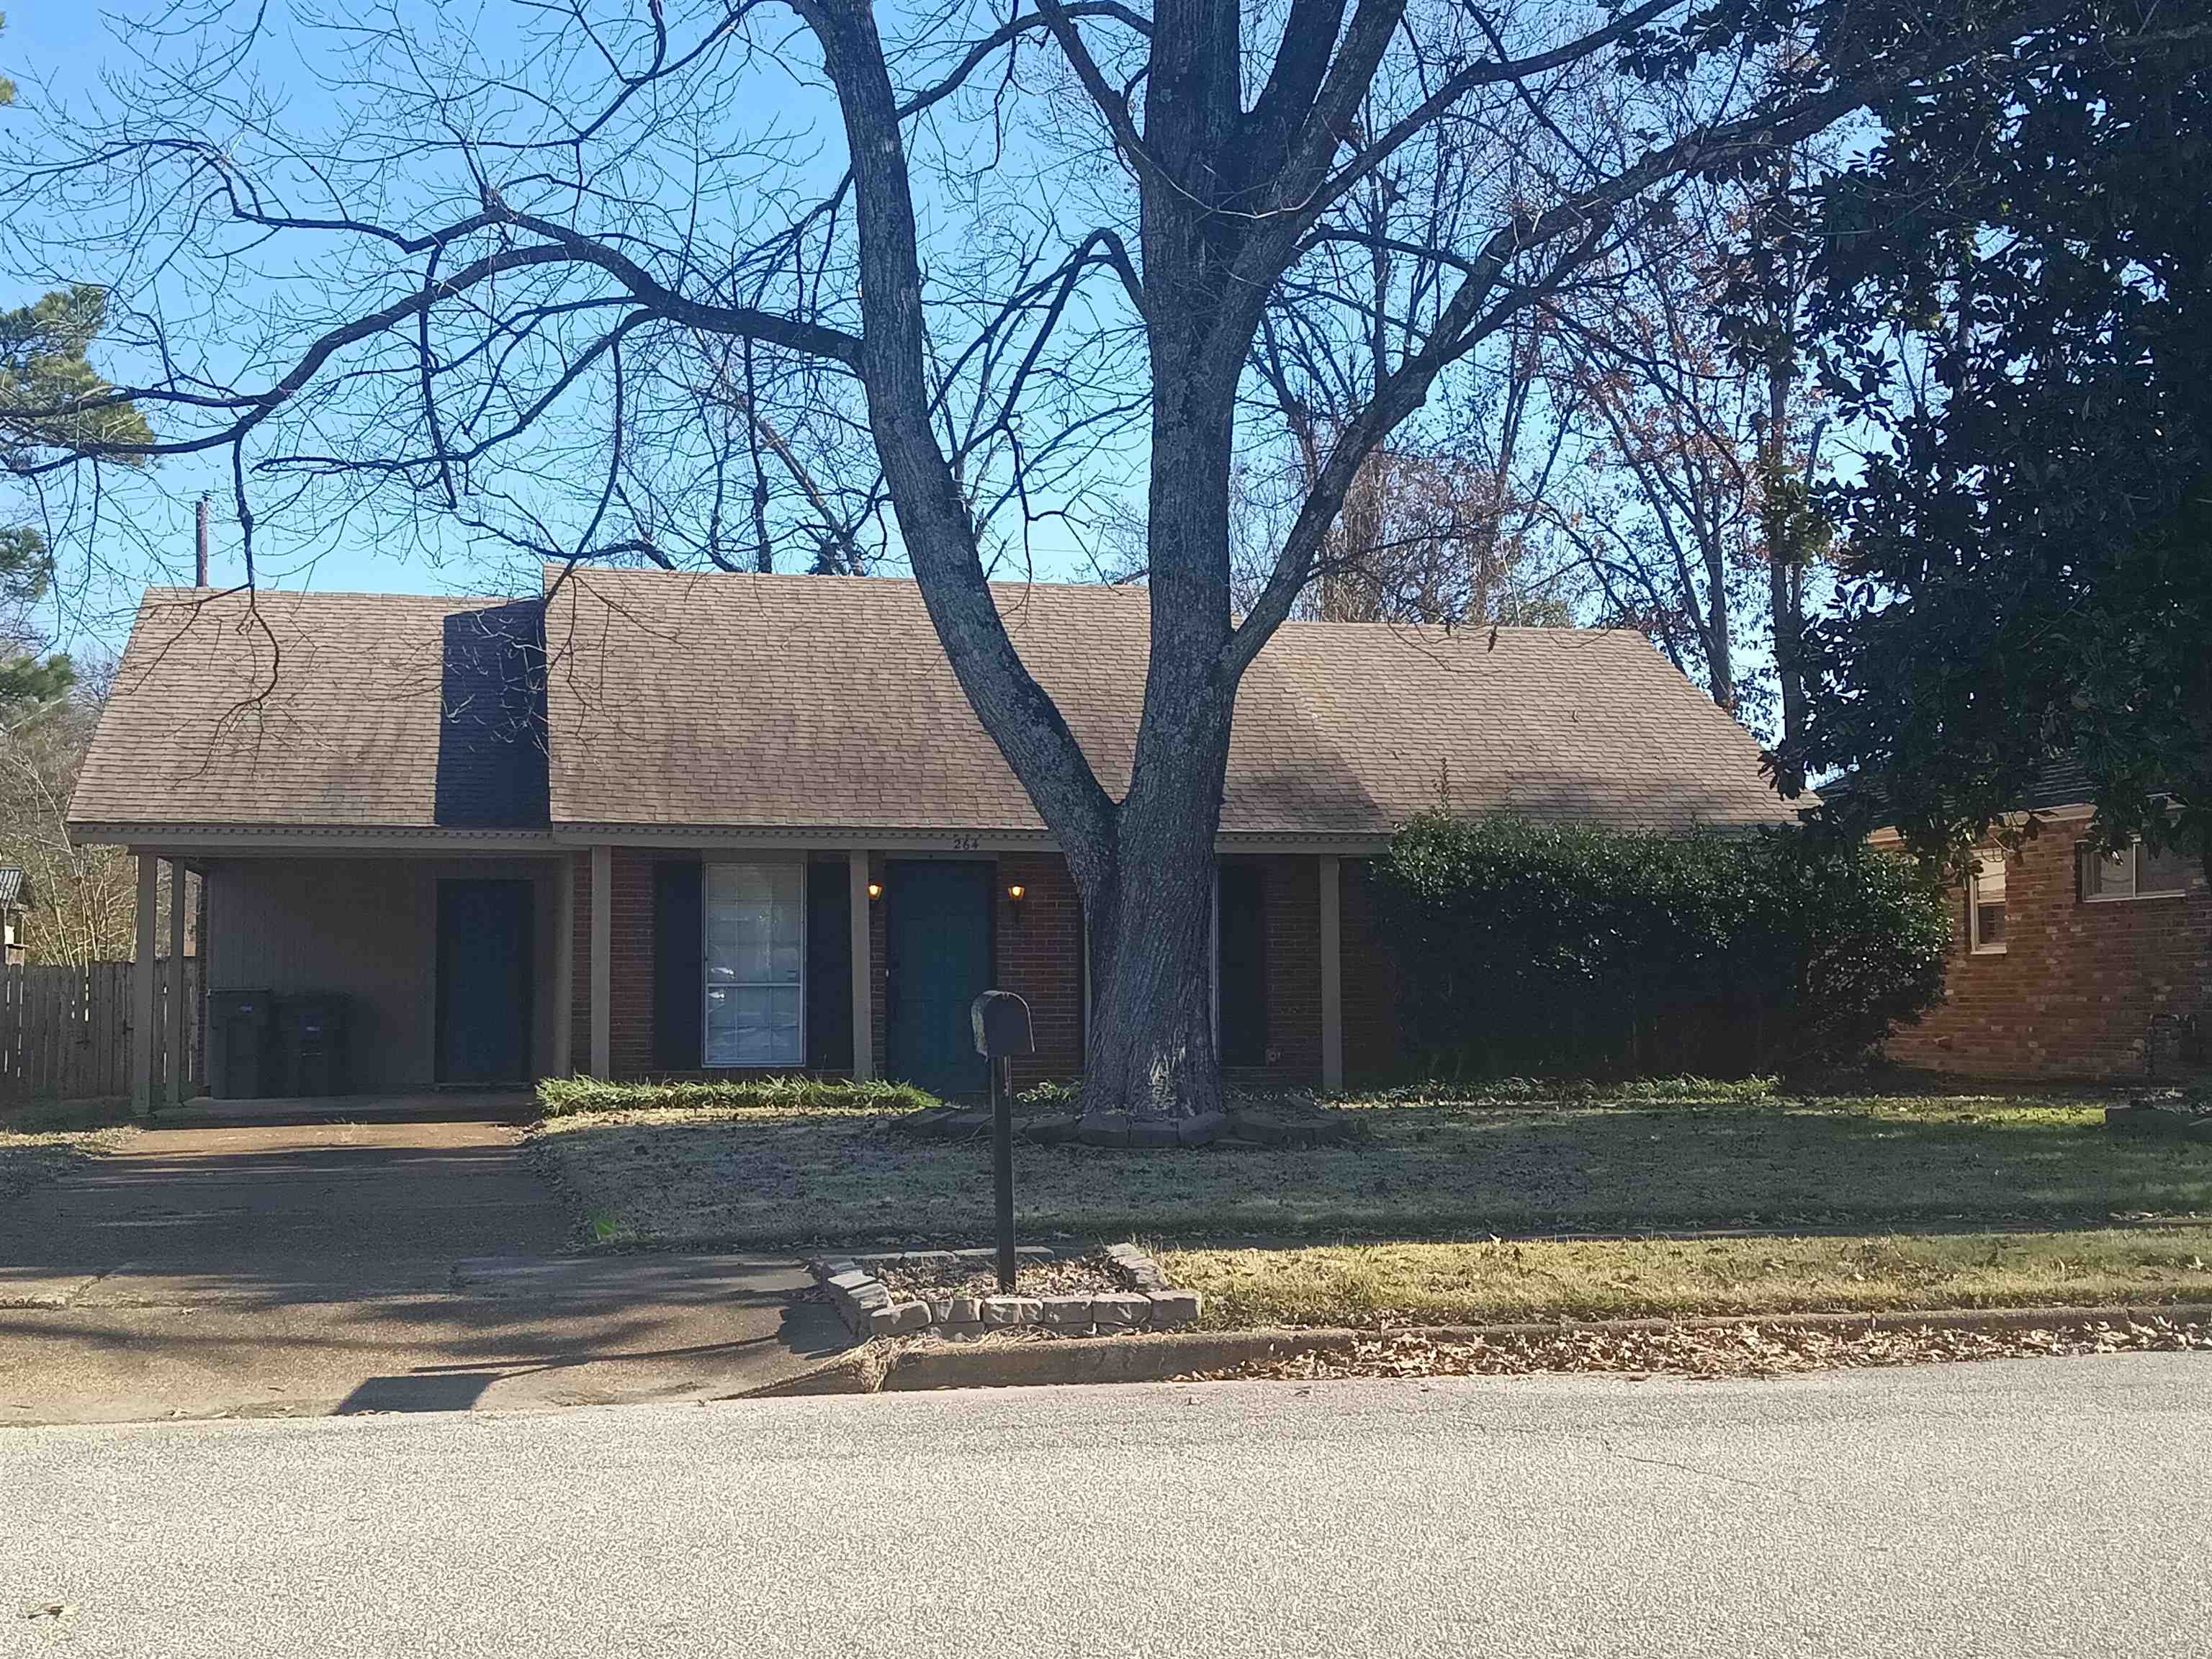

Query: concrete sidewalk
[0,1118,849,1425]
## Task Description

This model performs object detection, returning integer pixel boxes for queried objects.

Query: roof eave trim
[68,822,561,853]
[545,821,1397,855]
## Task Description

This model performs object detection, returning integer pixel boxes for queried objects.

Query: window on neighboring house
[2080,840,2194,903]
[703,860,806,1066]
[1969,856,2007,954]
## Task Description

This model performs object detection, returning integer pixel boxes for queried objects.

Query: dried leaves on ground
[876,1254,1125,1302]
[1182,1318,2212,1383]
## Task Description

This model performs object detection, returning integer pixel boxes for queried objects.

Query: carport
[120,845,570,1112]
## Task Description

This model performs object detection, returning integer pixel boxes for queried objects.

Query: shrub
[537,1075,940,1118]
[1014,1078,1084,1112]
[1377,813,1950,1079]
[1340,1076,1780,1107]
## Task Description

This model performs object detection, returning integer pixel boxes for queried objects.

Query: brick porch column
[589,844,612,1076]
[552,853,576,1076]
[848,849,874,1080]
[1318,853,1344,1093]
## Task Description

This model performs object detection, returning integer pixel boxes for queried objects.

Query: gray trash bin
[274,993,351,1097]
[209,988,275,1100]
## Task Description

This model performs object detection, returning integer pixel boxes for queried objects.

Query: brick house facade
[77,569,1797,1107]
[1884,811,2211,1082]
[567,843,1402,1093]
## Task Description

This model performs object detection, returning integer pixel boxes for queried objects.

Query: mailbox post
[971,990,1034,1292]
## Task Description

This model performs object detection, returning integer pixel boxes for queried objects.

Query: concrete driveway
[0,1118,848,1426]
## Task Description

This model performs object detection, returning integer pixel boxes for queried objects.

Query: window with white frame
[703,861,806,1066]
[2079,840,2193,903]
[1969,855,2007,954]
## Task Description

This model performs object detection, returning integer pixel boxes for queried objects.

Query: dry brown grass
[529,1089,2211,1251]
[0,1099,137,1201]
[1162,1228,2212,1328]
[529,1087,2212,1326]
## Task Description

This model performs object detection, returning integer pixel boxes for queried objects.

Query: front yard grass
[1164,1228,2212,1328]
[529,1084,2212,1327]
[531,1087,2211,1249]
[0,1097,138,1201]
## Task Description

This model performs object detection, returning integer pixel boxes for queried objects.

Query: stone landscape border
[810,1241,1202,1340]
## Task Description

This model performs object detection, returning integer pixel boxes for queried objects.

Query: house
[0,868,29,964]
[1877,760,2211,1081]
[68,568,1794,1109]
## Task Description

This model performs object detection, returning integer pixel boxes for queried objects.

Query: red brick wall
[1218,854,1323,1089]
[567,850,590,1074]
[994,852,1084,1092]
[1885,824,2211,1081]
[572,845,1397,1092]
[1341,857,1403,1083]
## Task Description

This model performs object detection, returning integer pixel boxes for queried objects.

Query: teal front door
[885,860,994,1099]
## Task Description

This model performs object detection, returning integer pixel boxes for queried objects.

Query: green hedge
[1377,813,1950,1079]
[537,1075,940,1118]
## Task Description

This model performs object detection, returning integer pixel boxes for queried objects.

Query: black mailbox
[971,990,1034,1058]
[970,989,1033,1292]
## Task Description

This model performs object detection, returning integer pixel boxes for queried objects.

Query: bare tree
[1548,179,1772,715]
[1,0,2165,1121]
[1260,312,1580,626]
[1728,77,1838,767]
[0,673,138,966]
[1538,94,1838,736]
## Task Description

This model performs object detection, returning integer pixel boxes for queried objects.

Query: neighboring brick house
[69,568,1793,1107]
[1880,763,2211,1082]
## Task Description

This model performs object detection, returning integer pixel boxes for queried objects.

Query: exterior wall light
[866,881,884,902]
[1006,882,1027,908]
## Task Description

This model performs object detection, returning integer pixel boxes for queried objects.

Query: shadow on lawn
[530,1093,2212,1253]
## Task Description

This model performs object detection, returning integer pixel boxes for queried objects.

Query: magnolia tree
[1,0,2167,1121]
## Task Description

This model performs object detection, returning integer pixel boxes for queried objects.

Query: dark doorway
[436,879,534,1086]
[884,860,993,1099]
[1218,862,1269,1067]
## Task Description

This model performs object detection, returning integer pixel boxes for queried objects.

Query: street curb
[735,1348,894,1397]
[1401,1303,2212,1344]
[881,1327,1359,1391]
[746,1302,2212,1396]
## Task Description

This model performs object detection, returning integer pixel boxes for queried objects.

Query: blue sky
[6,0,1825,728]
[6,0,991,661]
[9,8,476,628]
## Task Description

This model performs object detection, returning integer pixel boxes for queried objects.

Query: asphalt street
[4,1354,2207,1658]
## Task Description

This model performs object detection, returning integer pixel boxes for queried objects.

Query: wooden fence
[0,959,202,1106]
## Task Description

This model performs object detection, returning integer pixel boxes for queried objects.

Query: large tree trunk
[1076,722,1231,1123]
[1076,341,1241,1125]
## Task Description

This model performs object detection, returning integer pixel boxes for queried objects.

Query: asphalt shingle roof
[539,568,1789,837]
[71,589,549,830]
[71,570,1795,840]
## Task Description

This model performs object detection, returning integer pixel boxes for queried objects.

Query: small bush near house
[1378,813,1950,1079]
[1343,1075,1780,1107]
[537,1075,940,1118]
